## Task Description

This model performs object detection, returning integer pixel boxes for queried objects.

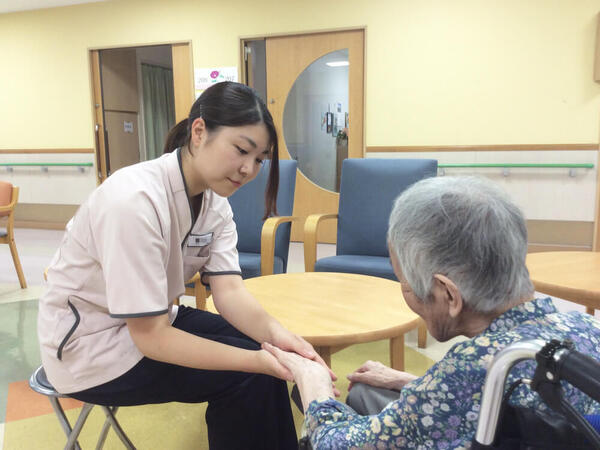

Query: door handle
[103,128,111,176]
[94,124,103,181]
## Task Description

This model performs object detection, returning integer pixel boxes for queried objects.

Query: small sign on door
[124,121,134,133]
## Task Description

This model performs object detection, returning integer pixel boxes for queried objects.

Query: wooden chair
[303,159,438,348]
[0,181,27,288]
[182,273,208,309]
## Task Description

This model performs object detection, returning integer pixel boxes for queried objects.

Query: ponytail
[263,119,279,220]
[163,119,189,154]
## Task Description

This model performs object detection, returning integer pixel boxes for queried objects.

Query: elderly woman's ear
[432,274,463,318]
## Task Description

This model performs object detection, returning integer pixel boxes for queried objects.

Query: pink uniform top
[38,150,241,393]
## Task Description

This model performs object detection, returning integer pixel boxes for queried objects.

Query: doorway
[90,42,194,183]
[243,29,365,243]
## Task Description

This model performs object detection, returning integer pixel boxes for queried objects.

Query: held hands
[263,342,335,412]
[256,349,295,381]
[347,360,418,392]
[269,326,339,394]
[253,332,334,383]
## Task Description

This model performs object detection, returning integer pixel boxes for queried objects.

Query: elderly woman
[265,176,600,449]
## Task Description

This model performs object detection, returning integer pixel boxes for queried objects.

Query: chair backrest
[0,181,15,218]
[228,159,297,272]
[336,158,438,257]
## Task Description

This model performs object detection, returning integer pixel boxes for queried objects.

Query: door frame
[241,28,366,243]
[88,41,194,184]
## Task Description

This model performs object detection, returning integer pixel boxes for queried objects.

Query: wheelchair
[473,339,600,450]
[299,338,600,449]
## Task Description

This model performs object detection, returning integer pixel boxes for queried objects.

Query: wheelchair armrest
[475,339,545,446]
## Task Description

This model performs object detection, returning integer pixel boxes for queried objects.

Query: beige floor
[1,227,596,450]
[1,227,592,361]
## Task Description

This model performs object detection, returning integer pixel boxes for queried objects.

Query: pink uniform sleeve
[90,191,169,317]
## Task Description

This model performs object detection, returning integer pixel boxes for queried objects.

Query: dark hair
[164,81,279,219]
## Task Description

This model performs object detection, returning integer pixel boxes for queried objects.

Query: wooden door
[104,111,140,170]
[101,48,140,175]
[90,42,194,183]
[266,30,365,243]
[171,43,195,123]
[90,50,108,183]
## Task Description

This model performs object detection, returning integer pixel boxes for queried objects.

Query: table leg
[586,306,595,315]
[314,346,331,368]
[390,335,404,371]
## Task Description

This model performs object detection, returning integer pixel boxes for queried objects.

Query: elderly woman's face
[389,247,458,342]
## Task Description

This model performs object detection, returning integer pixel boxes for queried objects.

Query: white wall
[0,153,97,204]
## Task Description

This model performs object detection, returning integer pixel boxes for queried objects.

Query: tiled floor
[0,228,595,448]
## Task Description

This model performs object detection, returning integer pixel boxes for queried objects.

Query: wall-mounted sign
[123,121,134,133]
[194,67,238,98]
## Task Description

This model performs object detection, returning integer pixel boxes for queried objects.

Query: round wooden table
[207,272,422,370]
[526,251,600,314]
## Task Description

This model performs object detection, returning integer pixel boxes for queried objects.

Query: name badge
[188,232,213,247]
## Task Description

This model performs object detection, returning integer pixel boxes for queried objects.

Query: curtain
[142,63,176,160]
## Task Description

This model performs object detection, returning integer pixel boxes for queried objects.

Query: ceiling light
[326,61,349,67]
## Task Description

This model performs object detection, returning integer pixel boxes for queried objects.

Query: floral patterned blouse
[305,297,600,449]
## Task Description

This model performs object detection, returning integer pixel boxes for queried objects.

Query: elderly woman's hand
[269,326,338,385]
[347,360,418,392]
[263,342,335,411]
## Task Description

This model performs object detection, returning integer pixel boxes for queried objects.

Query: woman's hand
[347,360,418,392]
[269,325,339,395]
[263,342,334,412]
[255,349,294,381]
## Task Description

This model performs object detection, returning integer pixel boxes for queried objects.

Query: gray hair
[387,176,534,313]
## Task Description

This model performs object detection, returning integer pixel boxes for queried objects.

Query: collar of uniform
[165,148,193,243]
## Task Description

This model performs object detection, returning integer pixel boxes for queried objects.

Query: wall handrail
[367,144,599,153]
[0,163,93,167]
[0,162,93,173]
[438,163,594,169]
[0,149,94,154]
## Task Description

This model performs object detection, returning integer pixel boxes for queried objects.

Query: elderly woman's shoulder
[546,309,600,334]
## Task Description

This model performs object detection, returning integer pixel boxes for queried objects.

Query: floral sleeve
[305,352,486,450]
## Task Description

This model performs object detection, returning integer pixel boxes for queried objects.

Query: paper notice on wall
[194,67,238,98]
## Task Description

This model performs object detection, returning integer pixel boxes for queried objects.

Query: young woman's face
[189,120,271,197]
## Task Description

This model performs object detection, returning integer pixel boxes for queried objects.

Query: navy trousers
[70,305,298,450]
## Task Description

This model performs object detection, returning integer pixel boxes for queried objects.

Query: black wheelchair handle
[557,349,600,404]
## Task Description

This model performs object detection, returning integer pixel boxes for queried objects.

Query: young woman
[37,82,334,449]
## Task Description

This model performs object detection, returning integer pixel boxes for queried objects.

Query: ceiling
[0,0,106,14]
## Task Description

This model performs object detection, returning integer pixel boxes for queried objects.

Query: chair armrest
[184,272,208,309]
[185,272,201,286]
[260,216,299,276]
[0,187,19,216]
[0,198,17,214]
[303,213,338,272]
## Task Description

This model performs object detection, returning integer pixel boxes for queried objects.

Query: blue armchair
[229,159,297,279]
[184,159,297,308]
[303,158,437,346]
